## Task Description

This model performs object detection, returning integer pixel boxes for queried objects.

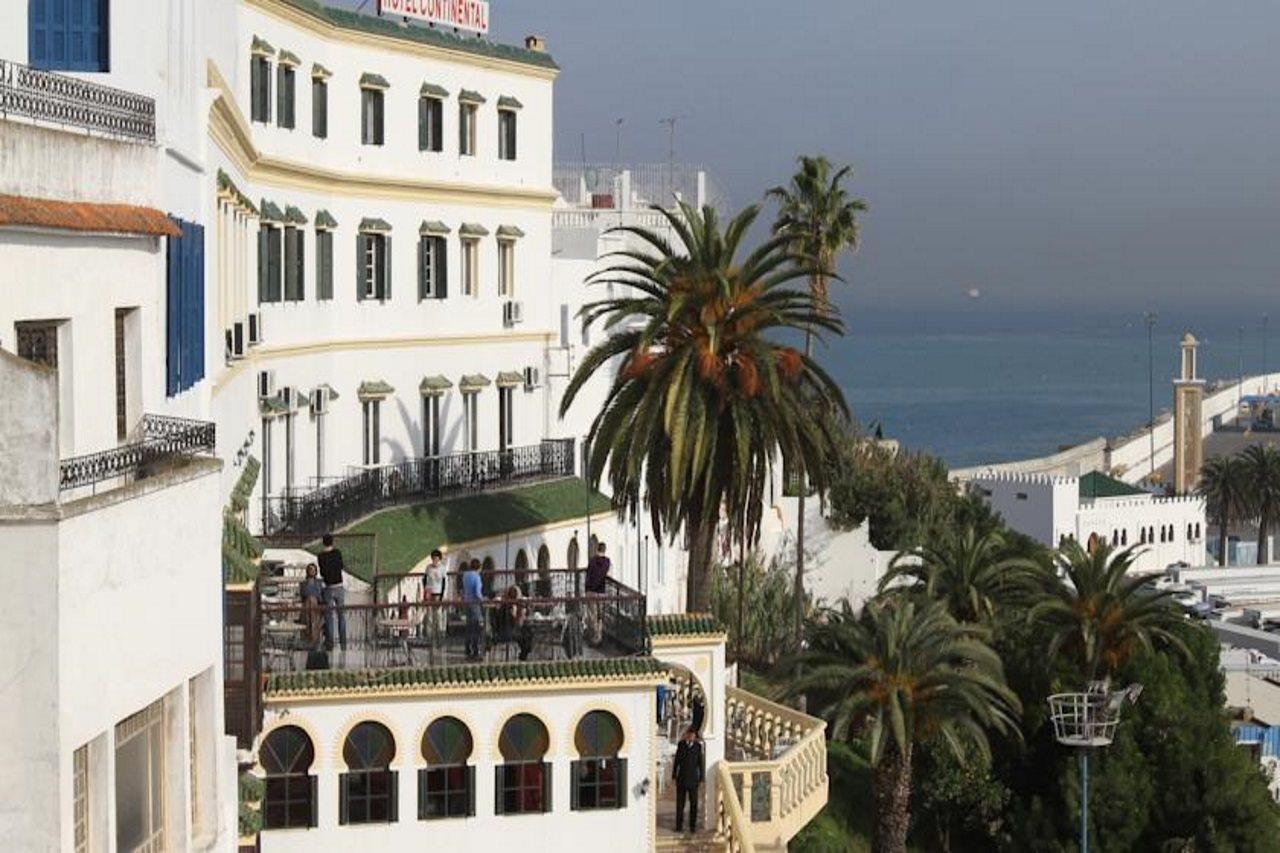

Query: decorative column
[1173,332,1205,494]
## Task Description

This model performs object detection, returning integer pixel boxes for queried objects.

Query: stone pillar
[1173,332,1205,494]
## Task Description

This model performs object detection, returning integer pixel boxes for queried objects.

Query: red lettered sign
[378,0,490,34]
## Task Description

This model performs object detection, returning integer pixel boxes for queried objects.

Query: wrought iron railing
[59,414,216,493]
[0,58,156,142]
[261,438,576,537]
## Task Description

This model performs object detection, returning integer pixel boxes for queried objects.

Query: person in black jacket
[672,727,704,834]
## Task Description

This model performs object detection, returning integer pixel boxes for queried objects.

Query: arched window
[567,537,580,570]
[1121,529,1128,546]
[481,556,496,597]
[572,711,626,811]
[261,726,317,829]
[419,717,474,820]
[514,548,530,594]
[1111,529,1118,546]
[340,722,397,825]
[1195,522,1201,539]
[537,544,552,597]
[496,714,551,815]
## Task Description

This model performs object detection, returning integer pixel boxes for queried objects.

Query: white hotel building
[0,1,828,851]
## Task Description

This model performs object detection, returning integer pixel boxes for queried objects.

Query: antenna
[658,115,688,205]
[613,118,624,169]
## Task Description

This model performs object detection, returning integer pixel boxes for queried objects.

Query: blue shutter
[165,216,181,396]
[190,222,206,386]
[29,0,48,67]
[31,0,107,71]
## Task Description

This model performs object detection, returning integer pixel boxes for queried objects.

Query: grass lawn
[347,477,612,577]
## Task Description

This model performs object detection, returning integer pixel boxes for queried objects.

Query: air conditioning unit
[311,387,329,415]
[257,369,275,400]
[232,321,246,357]
[503,300,524,326]
[280,386,296,410]
[248,312,262,346]
[523,365,541,390]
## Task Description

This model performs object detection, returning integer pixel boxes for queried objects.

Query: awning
[419,220,451,236]
[360,72,390,89]
[314,210,338,230]
[419,375,453,396]
[259,199,285,223]
[216,170,257,216]
[496,225,525,239]
[0,194,180,237]
[259,395,290,417]
[459,373,491,392]
[496,371,524,388]
[277,49,301,67]
[458,89,487,105]
[311,63,332,79]
[497,95,523,110]
[459,222,490,237]
[420,82,449,98]
[358,380,395,399]
[250,35,274,56]
[358,217,392,233]
[284,205,308,225]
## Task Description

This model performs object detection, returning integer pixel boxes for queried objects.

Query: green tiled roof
[419,375,453,395]
[419,220,451,235]
[650,613,726,638]
[265,657,668,697]
[216,169,258,215]
[459,373,491,391]
[284,205,308,225]
[277,49,301,66]
[276,0,557,71]
[359,217,393,233]
[311,62,331,79]
[496,225,525,239]
[497,95,523,110]
[496,370,524,387]
[458,89,486,105]
[314,209,338,230]
[360,72,390,89]
[359,379,395,398]
[459,222,489,237]
[1079,471,1146,500]
[420,82,449,98]
[251,35,275,56]
[259,199,285,223]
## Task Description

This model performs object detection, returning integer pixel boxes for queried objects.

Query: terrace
[0,58,155,142]
[59,413,217,500]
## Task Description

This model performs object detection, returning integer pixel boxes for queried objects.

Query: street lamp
[1048,682,1143,853]
[1145,312,1157,480]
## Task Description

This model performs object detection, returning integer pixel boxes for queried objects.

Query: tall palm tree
[1241,444,1280,564]
[787,598,1020,853]
[880,527,1037,624]
[1028,541,1188,679]
[1197,454,1251,566]
[767,156,868,647]
[561,201,847,611]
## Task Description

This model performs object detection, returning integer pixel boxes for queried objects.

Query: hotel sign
[377,0,490,34]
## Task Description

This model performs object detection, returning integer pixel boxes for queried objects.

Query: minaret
[1173,332,1205,494]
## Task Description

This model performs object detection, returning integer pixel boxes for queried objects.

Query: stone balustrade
[714,762,756,853]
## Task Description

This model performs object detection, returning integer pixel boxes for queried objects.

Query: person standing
[421,548,447,637]
[584,541,611,644]
[298,563,324,649]
[461,558,484,661]
[672,727,705,834]
[317,533,347,651]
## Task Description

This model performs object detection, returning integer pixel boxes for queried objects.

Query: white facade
[973,472,1207,572]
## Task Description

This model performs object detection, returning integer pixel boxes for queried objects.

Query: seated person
[497,585,533,660]
[299,564,324,648]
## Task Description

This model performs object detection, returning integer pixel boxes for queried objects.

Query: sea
[824,307,1277,469]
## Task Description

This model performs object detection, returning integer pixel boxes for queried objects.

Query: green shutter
[257,227,268,302]
[417,236,424,299]
[296,228,306,300]
[309,775,319,827]
[418,97,428,150]
[355,233,367,300]
[494,766,504,815]
[250,58,263,121]
[382,235,392,299]
[339,773,350,824]
[542,762,552,812]
[617,758,627,808]
[437,237,448,299]
[417,768,428,820]
[570,760,580,810]
[388,770,399,822]
[466,766,476,817]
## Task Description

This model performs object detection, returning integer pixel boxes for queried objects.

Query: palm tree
[787,598,1020,853]
[1197,454,1251,566]
[880,527,1037,624]
[1241,444,1280,564]
[561,201,847,611]
[767,156,868,647]
[1028,540,1188,679]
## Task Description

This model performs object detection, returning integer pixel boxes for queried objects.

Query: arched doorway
[536,544,551,597]
[1086,532,1099,554]
[567,537,580,571]
[514,548,530,594]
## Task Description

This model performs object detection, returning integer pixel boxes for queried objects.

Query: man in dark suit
[672,726,705,834]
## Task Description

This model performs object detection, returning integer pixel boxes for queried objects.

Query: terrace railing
[0,59,156,142]
[261,438,575,537]
[714,762,756,853]
[59,413,216,495]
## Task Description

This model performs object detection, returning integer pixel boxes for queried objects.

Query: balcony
[261,438,576,538]
[59,414,217,497]
[0,59,155,142]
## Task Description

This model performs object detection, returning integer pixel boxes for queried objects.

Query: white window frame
[423,395,441,457]
[363,399,381,465]
[114,700,166,853]
[461,238,479,297]
[498,239,515,297]
[462,392,478,452]
[74,744,89,853]
[498,108,517,160]
[498,386,514,451]
[460,102,477,156]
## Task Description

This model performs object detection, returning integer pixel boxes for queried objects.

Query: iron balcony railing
[261,438,576,537]
[59,414,216,493]
[0,58,156,142]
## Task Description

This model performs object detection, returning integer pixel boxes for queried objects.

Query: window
[311,77,327,138]
[250,55,272,123]
[340,722,397,825]
[462,392,478,452]
[29,0,109,72]
[498,240,515,297]
[362,399,381,466]
[167,217,206,396]
[114,309,128,440]
[16,320,59,368]
[419,96,443,152]
[73,743,89,853]
[498,109,517,160]
[419,717,474,820]
[261,726,317,830]
[115,699,166,852]
[315,229,333,300]
[495,714,551,815]
[284,412,295,493]
[258,224,282,303]
[422,395,440,457]
[356,232,390,301]
[418,235,447,299]
[461,238,479,297]
[498,386,514,452]
[572,711,626,811]
[361,88,385,145]
[276,64,295,129]
[283,226,305,301]
[459,102,477,156]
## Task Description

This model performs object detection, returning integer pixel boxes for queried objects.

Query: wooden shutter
[418,98,428,150]
[569,760,580,811]
[382,235,392,300]
[493,766,504,815]
[387,770,399,822]
[417,237,425,299]
[466,766,476,816]
[433,102,443,151]
[617,758,627,808]
[276,65,285,125]
[296,228,306,300]
[338,773,350,825]
[258,226,269,303]
[417,768,428,820]
[437,237,448,299]
[166,223,181,396]
[250,58,263,121]
[541,762,552,812]
[308,775,319,827]
[355,233,367,300]
[283,228,296,300]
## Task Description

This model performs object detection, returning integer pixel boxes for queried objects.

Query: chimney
[524,34,546,52]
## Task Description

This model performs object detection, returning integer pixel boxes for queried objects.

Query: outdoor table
[377,617,417,666]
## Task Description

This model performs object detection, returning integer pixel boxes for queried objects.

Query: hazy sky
[345,2,1280,317]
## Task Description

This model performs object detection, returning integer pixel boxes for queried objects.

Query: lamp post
[1049,683,1143,853]
[1145,312,1158,480]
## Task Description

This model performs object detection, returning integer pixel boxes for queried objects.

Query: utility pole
[1146,312,1158,482]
